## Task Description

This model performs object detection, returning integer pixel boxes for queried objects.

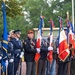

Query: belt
[14,49,21,54]
[15,49,21,51]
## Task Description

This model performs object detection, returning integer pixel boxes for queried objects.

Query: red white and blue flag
[58,30,70,61]
[34,16,44,62]
[58,17,70,61]
[59,16,62,28]
[47,19,54,63]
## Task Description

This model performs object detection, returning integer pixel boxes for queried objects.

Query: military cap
[14,30,21,34]
[27,30,34,34]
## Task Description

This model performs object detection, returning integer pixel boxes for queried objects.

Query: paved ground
[21,62,26,75]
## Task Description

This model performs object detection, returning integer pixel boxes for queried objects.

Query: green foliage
[0,0,75,39]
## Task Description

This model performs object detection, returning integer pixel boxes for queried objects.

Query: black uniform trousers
[26,61,36,75]
[14,56,20,75]
[8,62,14,75]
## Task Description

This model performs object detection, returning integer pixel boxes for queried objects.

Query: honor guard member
[7,33,14,75]
[9,30,15,40]
[11,30,24,75]
[0,41,3,62]
[23,30,39,75]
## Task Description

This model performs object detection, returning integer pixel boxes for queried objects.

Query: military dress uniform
[10,30,23,75]
[0,41,3,75]
[23,37,37,75]
[8,40,14,75]
[0,41,3,62]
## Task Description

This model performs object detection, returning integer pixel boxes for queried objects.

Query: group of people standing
[0,29,75,75]
[23,29,75,75]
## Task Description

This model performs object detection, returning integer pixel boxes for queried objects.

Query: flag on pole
[34,16,43,62]
[47,19,54,63]
[58,17,70,61]
[58,16,62,28]
[2,1,8,74]
[58,30,70,61]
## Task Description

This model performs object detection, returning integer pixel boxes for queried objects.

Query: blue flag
[2,2,8,74]
[2,1,8,57]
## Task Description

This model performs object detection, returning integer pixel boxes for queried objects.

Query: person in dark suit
[56,36,71,75]
[23,30,39,75]
[38,39,49,75]
[46,33,57,75]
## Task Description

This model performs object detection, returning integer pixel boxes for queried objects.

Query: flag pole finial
[3,0,5,3]
[66,11,69,20]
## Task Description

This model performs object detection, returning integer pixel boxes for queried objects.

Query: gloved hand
[20,52,24,58]
[36,48,40,53]
[5,60,8,67]
[48,47,53,51]
[9,59,14,63]
[21,52,24,56]
[0,56,2,60]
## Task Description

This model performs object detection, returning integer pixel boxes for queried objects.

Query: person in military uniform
[0,41,3,61]
[7,31,14,75]
[10,30,24,75]
[23,30,39,75]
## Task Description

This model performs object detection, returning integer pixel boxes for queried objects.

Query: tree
[24,0,75,27]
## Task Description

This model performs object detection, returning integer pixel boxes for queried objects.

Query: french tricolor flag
[58,30,70,61]
[68,29,74,44]
[47,19,54,63]
[35,16,44,62]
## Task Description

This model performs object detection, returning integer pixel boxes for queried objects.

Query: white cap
[9,30,14,36]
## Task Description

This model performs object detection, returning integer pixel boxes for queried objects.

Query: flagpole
[72,0,74,30]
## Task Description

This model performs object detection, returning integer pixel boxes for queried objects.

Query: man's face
[28,33,34,39]
[16,34,20,38]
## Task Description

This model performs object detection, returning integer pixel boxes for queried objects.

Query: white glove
[0,56,2,60]
[36,48,40,53]
[5,60,8,67]
[48,47,53,51]
[20,52,24,58]
[20,54,23,58]
[21,52,24,56]
[9,59,14,63]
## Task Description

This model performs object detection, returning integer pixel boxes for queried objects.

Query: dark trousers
[26,62,36,75]
[38,60,46,75]
[8,62,14,75]
[70,59,75,75]
[58,62,68,75]
[14,57,20,75]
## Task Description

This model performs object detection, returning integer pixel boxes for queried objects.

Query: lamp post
[72,0,74,30]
